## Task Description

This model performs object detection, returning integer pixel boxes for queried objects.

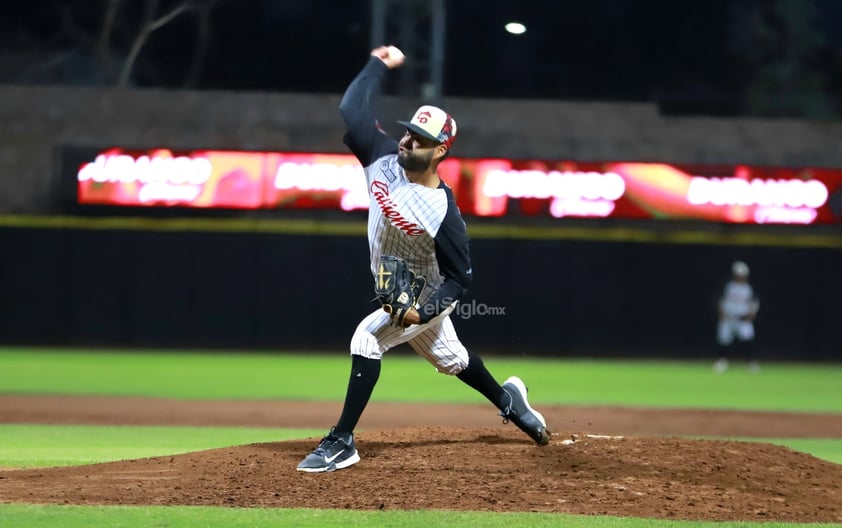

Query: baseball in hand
[386,46,404,62]
[373,45,405,69]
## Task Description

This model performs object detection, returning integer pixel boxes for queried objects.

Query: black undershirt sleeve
[339,57,398,166]
[418,186,473,323]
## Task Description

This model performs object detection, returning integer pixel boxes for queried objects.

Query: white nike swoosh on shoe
[324,449,345,463]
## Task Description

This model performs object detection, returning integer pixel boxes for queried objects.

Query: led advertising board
[75,148,842,225]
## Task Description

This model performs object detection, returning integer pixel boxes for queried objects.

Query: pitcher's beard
[397,150,433,172]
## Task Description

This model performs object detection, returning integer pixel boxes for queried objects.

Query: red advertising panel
[76,148,842,225]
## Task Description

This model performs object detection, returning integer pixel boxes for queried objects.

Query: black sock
[333,355,381,436]
[456,351,506,410]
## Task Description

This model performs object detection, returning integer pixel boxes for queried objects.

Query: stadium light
[505,22,526,35]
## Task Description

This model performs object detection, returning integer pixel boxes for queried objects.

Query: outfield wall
[1,222,839,361]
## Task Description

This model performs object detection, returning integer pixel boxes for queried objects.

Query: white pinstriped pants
[350,302,469,375]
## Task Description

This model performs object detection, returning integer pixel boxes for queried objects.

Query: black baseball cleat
[500,376,551,445]
[296,428,360,473]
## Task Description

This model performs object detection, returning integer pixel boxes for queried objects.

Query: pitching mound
[1,426,840,522]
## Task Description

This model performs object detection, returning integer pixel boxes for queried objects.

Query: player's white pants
[350,302,469,375]
[717,317,755,346]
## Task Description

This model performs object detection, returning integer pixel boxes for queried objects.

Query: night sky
[3,0,842,115]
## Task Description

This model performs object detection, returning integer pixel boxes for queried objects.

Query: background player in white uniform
[714,260,760,373]
[297,46,551,473]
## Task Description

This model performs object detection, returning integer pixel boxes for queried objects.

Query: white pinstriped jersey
[365,154,449,302]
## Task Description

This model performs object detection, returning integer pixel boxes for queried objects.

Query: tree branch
[149,2,194,32]
[117,0,195,86]
[96,0,123,83]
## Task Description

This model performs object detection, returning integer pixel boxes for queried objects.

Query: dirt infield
[1,395,841,522]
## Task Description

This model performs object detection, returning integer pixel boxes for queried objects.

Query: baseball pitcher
[297,45,551,473]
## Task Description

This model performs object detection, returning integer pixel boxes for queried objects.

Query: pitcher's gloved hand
[374,255,426,327]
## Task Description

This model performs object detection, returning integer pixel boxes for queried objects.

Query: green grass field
[0,347,840,528]
[2,348,840,411]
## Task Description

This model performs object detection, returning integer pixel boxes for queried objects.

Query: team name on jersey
[370,180,425,236]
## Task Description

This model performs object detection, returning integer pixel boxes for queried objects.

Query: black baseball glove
[374,255,426,327]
